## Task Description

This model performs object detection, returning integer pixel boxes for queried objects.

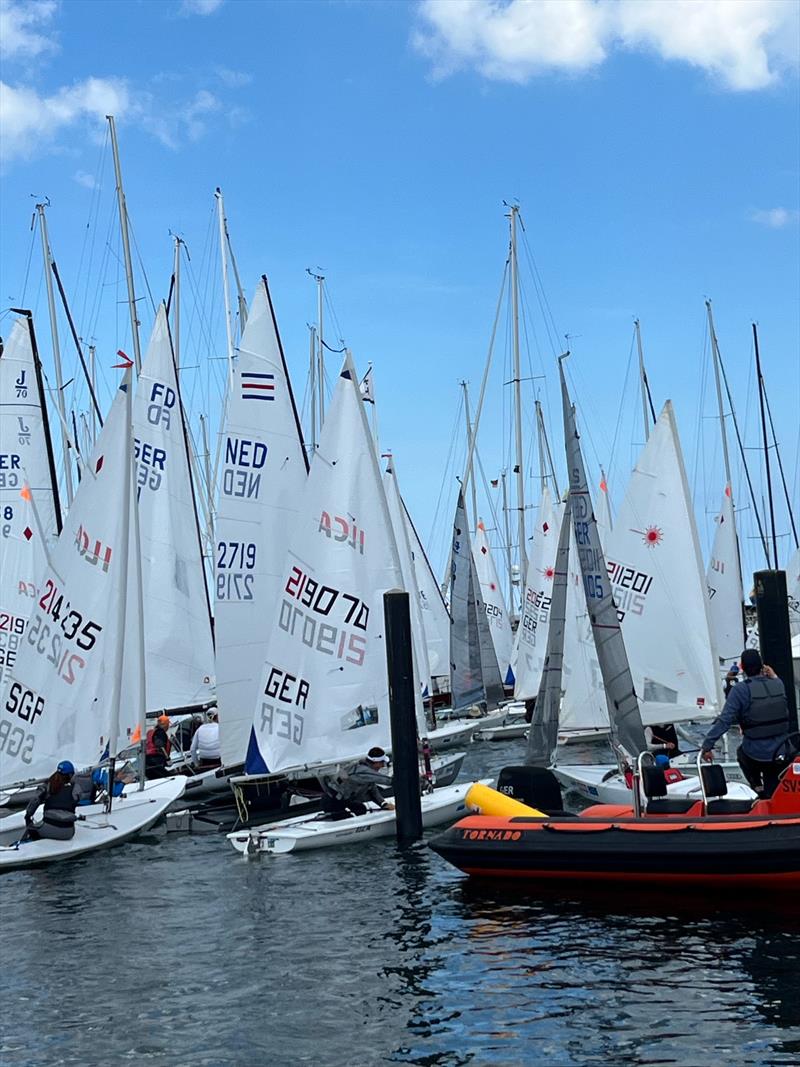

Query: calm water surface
[2,741,798,1066]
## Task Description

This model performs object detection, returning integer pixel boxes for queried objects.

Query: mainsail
[560,358,646,761]
[134,305,215,712]
[0,368,144,786]
[526,497,571,768]
[788,546,800,640]
[0,316,61,692]
[513,487,560,700]
[608,401,722,721]
[472,519,514,684]
[246,354,404,774]
[449,490,504,712]
[402,500,451,682]
[706,485,745,661]
[215,279,308,767]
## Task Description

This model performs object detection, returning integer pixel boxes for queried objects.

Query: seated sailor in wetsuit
[320,748,396,820]
[701,649,792,796]
[23,761,80,841]
[646,723,680,756]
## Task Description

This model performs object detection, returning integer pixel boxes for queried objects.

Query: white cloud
[73,169,99,190]
[0,0,58,61]
[0,76,130,164]
[750,207,800,229]
[215,66,253,88]
[414,0,799,91]
[142,88,222,147]
[179,0,224,14]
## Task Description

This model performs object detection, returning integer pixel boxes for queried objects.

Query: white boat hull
[554,764,755,806]
[0,778,186,871]
[474,723,529,742]
[426,720,477,751]
[557,727,610,745]
[226,780,490,855]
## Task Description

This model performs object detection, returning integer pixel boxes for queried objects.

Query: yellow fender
[466,782,546,819]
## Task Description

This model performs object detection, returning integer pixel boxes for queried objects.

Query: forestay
[526,498,571,768]
[513,487,559,701]
[608,401,721,722]
[449,491,504,712]
[0,370,143,787]
[134,305,214,712]
[215,281,308,767]
[0,317,60,692]
[706,485,745,662]
[246,354,404,774]
[560,358,646,761]
[403,501,450,682]
[472,519,514,684]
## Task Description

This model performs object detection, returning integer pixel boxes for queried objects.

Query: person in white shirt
[190,712,221,769]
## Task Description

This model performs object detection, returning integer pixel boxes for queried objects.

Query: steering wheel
[770,730,800,762]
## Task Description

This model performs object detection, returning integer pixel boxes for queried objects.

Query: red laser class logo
[636,525,664,548]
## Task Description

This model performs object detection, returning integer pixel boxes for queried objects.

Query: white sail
[246,354,404,774]
[383,458,430,720]
[449,491,504,711]
[403,501,451,682]
[215,280,308,767]
[0,317,60,692]
[560,522,610,732]
[0,369,143,786]
[706,485,745,661]
[608,401,721,723]
[472,519,514,684]
[513,487,560,700]
[134,305,215,713]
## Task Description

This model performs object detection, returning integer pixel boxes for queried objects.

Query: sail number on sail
[216,540,256,600]
[279,565,369,667]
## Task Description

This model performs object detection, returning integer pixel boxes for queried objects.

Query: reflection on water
[2,740,798,1066]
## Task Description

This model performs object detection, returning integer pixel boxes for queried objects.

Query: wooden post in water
[383,590,423,845]
[754,569,798,734]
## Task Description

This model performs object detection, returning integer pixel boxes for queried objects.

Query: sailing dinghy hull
[0,778,186,871]
[226,780,490,855]
[554,764,754,806]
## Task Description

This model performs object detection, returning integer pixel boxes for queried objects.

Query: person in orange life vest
[145,715,172,779]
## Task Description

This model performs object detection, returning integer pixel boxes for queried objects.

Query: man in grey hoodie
[320,747,396,819]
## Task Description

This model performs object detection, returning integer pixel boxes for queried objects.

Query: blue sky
[1,0,798,586]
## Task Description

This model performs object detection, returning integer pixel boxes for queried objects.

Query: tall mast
[461,380,478,531]
[89,344,97,442]
[106,115,142,374]
[535,399,560,498]
[35,202,74,506]
[753,323,779,569]
[306,270,325,428]
[501,469,514,617]
[171,236,183,373]
[634,319,651,442]
[508,204,527,583]
[215,188,235,387]
[308,324,317,454]
[706,302,733,489]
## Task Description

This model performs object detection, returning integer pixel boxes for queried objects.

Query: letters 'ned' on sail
[246,353,405,774]
[449,490,504,713]
[1,369,144,787]
[559,357,646,762]
[215,280,308,767]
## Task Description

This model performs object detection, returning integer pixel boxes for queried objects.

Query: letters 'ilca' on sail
[559,356,647,762]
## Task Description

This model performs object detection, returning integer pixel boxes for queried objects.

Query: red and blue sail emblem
[241,372,275,401]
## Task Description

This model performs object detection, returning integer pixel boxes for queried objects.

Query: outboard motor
[496,766,572,817]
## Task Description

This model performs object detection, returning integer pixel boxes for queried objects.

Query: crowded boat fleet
[1,121,798,889]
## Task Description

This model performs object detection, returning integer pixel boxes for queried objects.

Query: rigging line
[19,220,37,306]
[75,127,109,330]
[128,220,157,317]
[428,389,463,571]
[762,374,799,550]
[608,330,637,483]
[518,224,561,357]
